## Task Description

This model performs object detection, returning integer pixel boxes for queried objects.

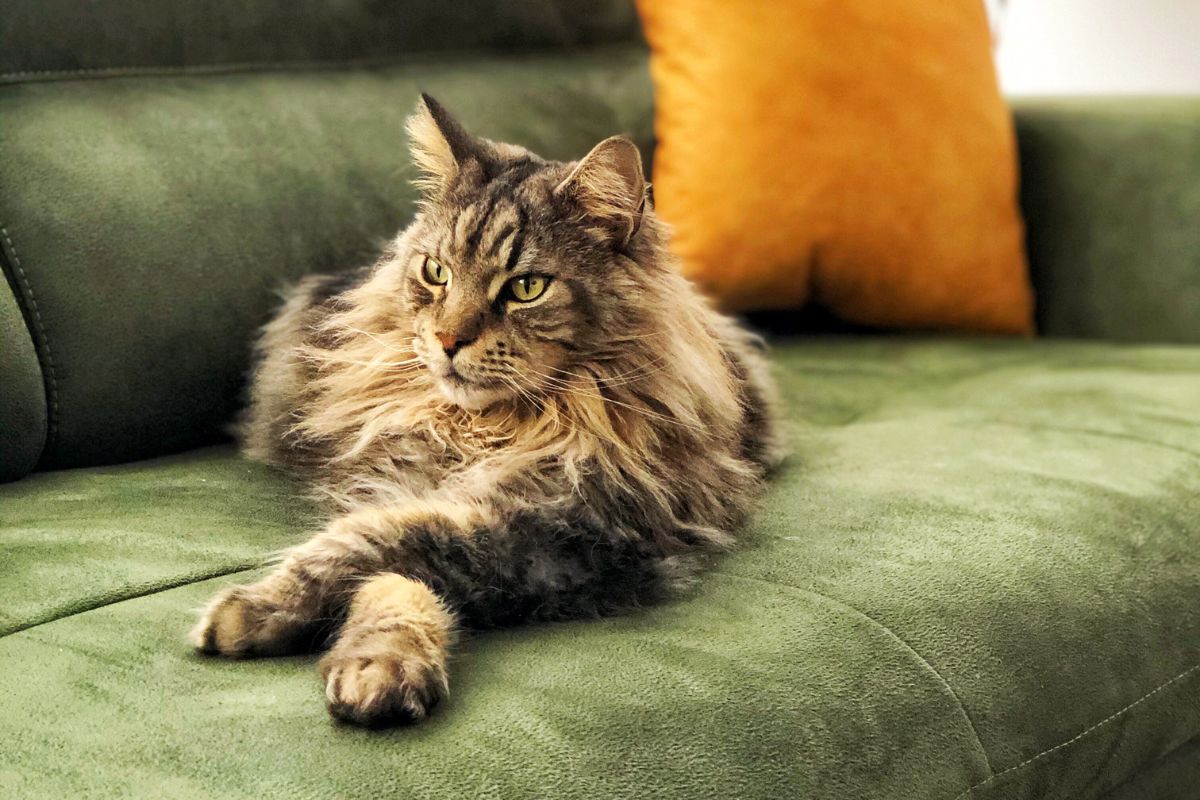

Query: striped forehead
[439,161,543,273]
[447,199,526,271]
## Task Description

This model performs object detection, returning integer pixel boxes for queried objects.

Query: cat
[191,94,780,727]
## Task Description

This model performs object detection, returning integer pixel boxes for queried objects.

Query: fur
[193,94,780,727]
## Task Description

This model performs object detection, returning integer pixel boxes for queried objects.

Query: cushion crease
[712,570,995,780]
[0,43,641,88]
[0,562,260,640]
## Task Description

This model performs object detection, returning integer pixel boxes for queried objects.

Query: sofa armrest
[1015,98,1200,343]
[0,272,46,481]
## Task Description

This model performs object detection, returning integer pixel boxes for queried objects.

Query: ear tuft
[555,136,646,247]
[406,94,478,192]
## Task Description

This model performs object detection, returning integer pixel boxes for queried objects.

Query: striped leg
[194,500,678,726]
[191,501,477,659]
[191,511,398,657]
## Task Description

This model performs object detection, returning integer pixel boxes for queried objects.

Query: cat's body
[193,96,779,726]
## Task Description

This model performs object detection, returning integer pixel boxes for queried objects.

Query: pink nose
[435,331,464,357]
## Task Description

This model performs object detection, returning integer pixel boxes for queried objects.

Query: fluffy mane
[270,214,768,552]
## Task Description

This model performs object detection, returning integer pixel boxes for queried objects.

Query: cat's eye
[507,275,549,303]
[422,256,450,285]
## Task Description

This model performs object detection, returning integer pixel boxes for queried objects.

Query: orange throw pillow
[637,0,1033,334]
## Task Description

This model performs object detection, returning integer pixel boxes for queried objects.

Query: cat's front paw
[191,585,313,657]
[320,639,448,726]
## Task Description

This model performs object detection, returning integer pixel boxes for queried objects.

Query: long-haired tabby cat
[192,95,779,727]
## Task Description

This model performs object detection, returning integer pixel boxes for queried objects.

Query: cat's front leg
[193,502,470,724]
[320,572,453,726]
[191,512,394,657]
[310,504,473,726]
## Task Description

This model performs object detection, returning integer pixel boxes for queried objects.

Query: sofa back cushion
[0,1,653,476]
[1015,99,1200,344]
[0,0,641,76]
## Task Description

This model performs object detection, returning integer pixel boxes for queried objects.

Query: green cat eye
[422,256,450,285]
[508,275,548,302]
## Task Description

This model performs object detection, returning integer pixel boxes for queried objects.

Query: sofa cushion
[0,447,313,638]
[1,0,641,78]
[1016,98,1200,345]
[0,46,652,473]
[3,337,1199,799]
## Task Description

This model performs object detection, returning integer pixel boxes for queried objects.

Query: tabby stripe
[462,193,500,259]
[496,158,539,189]
[453,204,480,245]
[488,223,516,256]
[504,206,528,271]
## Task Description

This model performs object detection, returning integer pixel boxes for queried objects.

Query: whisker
[544,355,675,387]
[521,366,705,432]
[339,325,416,354]
[506,373,632,453]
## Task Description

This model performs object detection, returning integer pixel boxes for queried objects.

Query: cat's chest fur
[312,376,547,507]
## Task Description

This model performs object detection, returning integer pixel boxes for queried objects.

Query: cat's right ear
[406,94,478,192]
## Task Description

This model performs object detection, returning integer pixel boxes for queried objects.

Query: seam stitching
[953,662,1200,799]
[1,224,57,454]
[712,571,994,779]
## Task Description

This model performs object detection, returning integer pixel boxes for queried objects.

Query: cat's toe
[191,587,309,657]
[321,653,445,727]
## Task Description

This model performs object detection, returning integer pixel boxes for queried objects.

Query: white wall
[994,0,1200,95]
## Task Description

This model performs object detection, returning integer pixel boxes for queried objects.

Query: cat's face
[399,95,648,410]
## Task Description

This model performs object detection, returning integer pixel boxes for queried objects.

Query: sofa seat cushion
[0,448,314,638]
[2,337,1199,799]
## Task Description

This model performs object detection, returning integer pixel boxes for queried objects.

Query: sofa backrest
[1014,99,1200,344]
[0,0,653,480]
[5,6,1198,482]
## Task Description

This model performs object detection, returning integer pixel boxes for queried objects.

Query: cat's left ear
[406,93,479,192]
[555,136,647,248]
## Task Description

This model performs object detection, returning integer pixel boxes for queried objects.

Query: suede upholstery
[0,279,44,480]
[0,448,312,638]
[0,0,640,78]
[2,2,1199,796]
[1016,98,1200,344]
[3,339,1200,799]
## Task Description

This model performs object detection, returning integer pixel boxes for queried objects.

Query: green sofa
[2,3,1199,798]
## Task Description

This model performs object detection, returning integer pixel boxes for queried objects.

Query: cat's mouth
[433,363,513,409]
[443,363,499,388]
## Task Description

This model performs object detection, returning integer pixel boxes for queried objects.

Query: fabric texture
[1097,736,1200,800]
[637,0,1032,334]
[1016,97,1200,344]
[0,447,313,637]
[0,0,640,78]
[3,337,1199,799]
[0,46,653,471]
[0,276,44,481]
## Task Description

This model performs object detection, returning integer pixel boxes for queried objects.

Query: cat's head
[397,94,654,410]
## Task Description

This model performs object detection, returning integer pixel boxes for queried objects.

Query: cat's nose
[435,331,473,358]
